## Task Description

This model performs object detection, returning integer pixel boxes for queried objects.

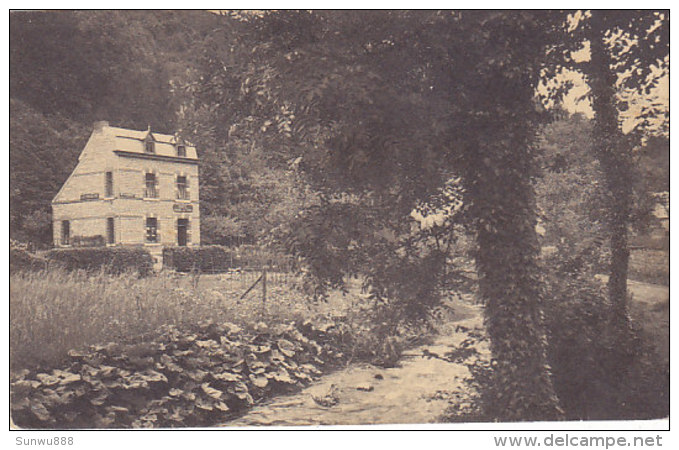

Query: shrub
[543,265,669,420]
[44,247,153,276]
[542,270,631,419]
[163,245,291,273]
[445,256,669,422]
[10,319,351,428]
[163,246,237,273]
[10,242,48,274]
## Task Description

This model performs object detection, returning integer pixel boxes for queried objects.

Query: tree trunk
[455,14,564,418]
[465,134,563,421]
[588,17,633,320]
[608,218,631,322]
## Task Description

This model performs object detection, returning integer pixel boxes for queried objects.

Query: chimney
[93,121,109,132]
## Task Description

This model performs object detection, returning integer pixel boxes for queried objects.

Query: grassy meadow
[10,268,363,372]
[628,248,669,286]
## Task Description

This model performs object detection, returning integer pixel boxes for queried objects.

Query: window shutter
[157,218,161,242]
[186,219,192,244]
[186,176,191,200]
[155,172,159,197]
[174,174,179,200]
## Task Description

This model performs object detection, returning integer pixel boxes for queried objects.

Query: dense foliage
[44,247,154,276]
[535,115,609,267]
[162,246,237,273]
[10,10,287,247]
[542,264,668,420]
[445,263,669,422]
[11,319,352,428]
[9,240,49,274]
[535,115,669,419]
[637,136,670,193]
[545,10,669,319]
[9,100,87,247]
[445,113,669,422]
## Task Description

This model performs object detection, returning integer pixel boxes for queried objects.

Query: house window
[145,217,159,243]
[107,217,115,244]
[61,220,70,246]
[145,140,155,154]
[177,145,186,157]
[176,175,189,200]
[105,171,113,197]
[145,173,158,198]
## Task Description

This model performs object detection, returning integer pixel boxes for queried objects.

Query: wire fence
[212,267,297,289]
[165,245,299,300]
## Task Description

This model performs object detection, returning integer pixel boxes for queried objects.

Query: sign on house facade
[51,121,200,265]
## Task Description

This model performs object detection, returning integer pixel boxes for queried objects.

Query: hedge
[44,247,154,276]
[10,246,49,274]
[163,246,292,273]
[163,246,234,273]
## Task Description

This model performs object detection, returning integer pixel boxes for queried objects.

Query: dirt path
[595,274,669,306]
[223,276,669,427]
[626,279,669,306]
[224,303,487,427]
[626,278,669,364]
[595,274,669,364]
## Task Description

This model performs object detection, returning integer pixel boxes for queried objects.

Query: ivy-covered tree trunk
[446,11,566,421]
[463,131,563,422]
[588,19,634,323]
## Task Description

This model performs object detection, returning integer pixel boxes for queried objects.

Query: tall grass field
[10,268,359,372]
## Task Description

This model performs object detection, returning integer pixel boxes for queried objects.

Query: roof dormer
[144,129,156,154]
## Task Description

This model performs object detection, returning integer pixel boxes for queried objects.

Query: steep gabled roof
[106,125,198,160]
[52,122,198,204]
[110,126,179,144]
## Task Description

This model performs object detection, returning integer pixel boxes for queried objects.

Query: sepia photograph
[8,8,669,436]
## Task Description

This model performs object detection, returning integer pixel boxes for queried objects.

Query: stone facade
[52,122,200,267]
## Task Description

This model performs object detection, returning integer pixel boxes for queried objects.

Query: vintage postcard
[8,9,669,439]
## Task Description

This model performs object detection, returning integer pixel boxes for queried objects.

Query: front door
[177,219,188,246]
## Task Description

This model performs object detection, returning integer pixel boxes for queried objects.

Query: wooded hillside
[10,11,229,246]
[10,10,668,250]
